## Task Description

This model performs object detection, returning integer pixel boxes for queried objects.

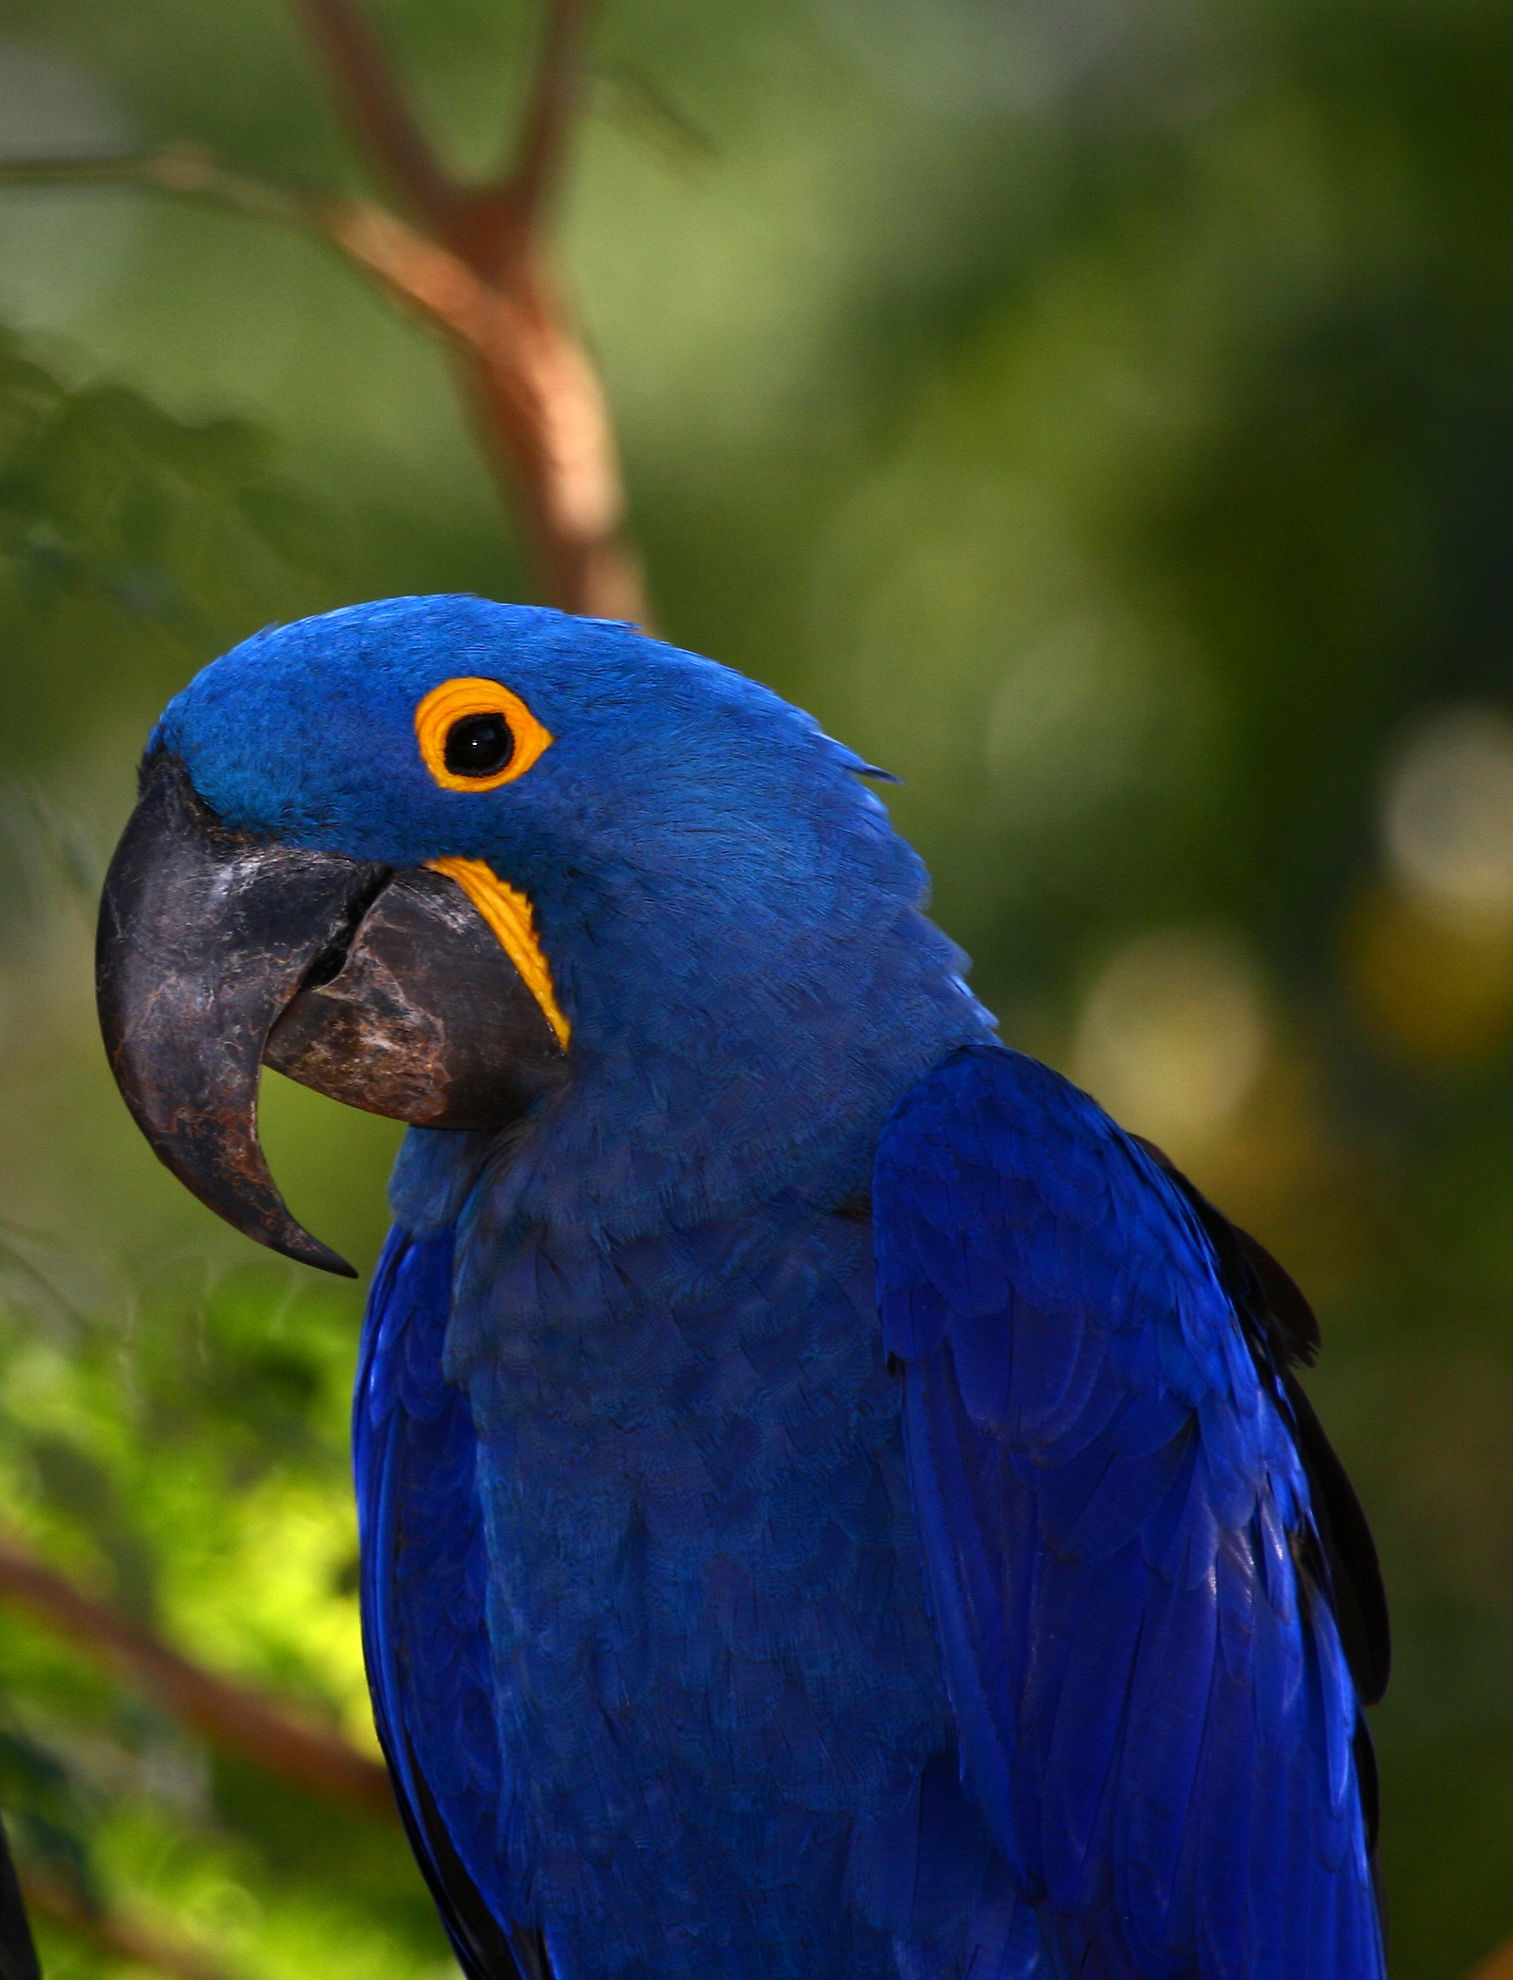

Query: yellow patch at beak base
[426,856,571,1050]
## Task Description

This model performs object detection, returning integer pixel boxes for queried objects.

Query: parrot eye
[445,713,514,777]
[415,677,553,792]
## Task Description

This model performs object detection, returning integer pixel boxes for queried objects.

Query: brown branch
[508,0,598,231]
[3,1,647,622]
[316,205,642,617]
[316,201,493,339]
[324,204,638,609]
[0,1532,395,1824]
[461,282,642,619]
[1,148,642,618]
[292,0,646,621]
[24,1878,245,1980]
[288,0,460,237]
[0,152,443,321]
[1466,1932,1513,1980]
[0,148,313,230]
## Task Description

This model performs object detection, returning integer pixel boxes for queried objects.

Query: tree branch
[290,0,647,621]
[508,0,597,233]
[0,148,313,231]
[0,1532,395,1823]
[287,0,460,237]
[1466,1932,1513,1980]
[1,146,643,618]
[0,151,456,329]
[3,3,646,625]
[319,205,642,617]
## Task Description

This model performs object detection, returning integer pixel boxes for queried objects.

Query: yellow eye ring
[415,677,553,792]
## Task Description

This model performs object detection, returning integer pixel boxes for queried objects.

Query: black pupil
[444,713,514,777]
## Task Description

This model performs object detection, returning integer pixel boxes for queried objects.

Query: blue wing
[873,1044,1387,1979]
[355,1226,552,1980]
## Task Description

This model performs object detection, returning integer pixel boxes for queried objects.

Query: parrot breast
[462,1196,957,1977]
[362,1144,1028,1980]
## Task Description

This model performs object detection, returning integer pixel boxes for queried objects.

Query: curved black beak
[97,752,566,1276]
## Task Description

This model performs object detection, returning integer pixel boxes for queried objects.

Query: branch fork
[0,0,645,623]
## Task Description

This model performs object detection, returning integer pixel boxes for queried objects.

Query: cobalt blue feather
[156,597,1386,1978]
[874,1044,1385,1979]
[362,1165,1045,1980]
[356,1225,549,1980]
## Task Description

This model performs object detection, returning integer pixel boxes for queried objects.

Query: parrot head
[98,596,984,1273]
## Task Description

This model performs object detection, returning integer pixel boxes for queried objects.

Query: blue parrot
[96,596,1388,1980]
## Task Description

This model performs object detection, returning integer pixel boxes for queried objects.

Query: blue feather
[154,599,1385,1977]
[874,1044,1385,1979]
[356,1227,539,1980]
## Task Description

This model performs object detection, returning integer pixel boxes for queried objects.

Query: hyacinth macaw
[96,597,1388,1980]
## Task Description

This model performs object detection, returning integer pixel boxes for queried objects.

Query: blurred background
[0,0,1510,1973]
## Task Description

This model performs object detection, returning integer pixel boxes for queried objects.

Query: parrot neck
[389,887,993,1246]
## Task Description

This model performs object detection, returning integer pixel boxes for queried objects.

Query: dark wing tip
[401,1746,550,1980]
[1138,1136,1391,1710]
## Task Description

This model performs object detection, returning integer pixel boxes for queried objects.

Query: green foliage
[0,333,319,615]
[1,0,1512,1973]
[0,327,352,776]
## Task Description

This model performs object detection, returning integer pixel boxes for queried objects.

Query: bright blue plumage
[356,1226,537,1975]
[157,596,1386,1978]
[875,1045,1383,1978]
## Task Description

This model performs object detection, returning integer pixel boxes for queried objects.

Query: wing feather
[874,1045,1385,1977]
[356,1228,550,1980]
